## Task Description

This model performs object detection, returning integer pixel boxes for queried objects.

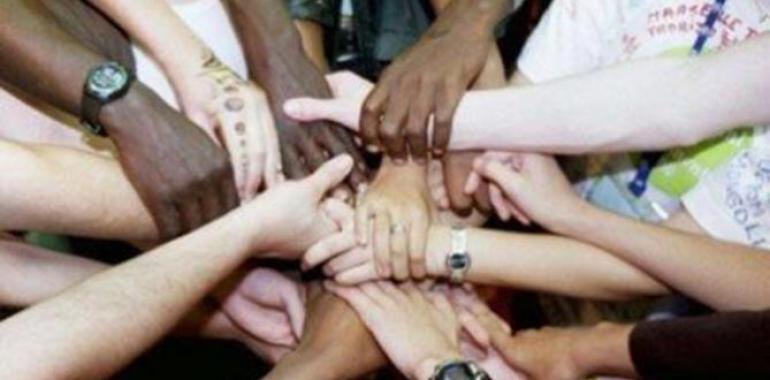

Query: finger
[373,210,391,278]
[244,102,268,199]
[432,78,464,155]
[218,116,250,200]
[472,181,493,214]
[324,246,369,275]
[458,311,491,348]
[297,135,328,172]
[305,155,354,198]
[360,281,393,307]
[360,85,387,153]
[443,154,474,214]
[489,184,511,221]
[332,127,369,188]
[177,194,204,233]
[223,295,295,346]
[389,221,410,281]
[334,263,379,285]
[187,111,221,147]
[378,87,410,162]
[409,216,429,280]
[151,198,183,241]
[355,202,370,246]
[303,233,357,271]
[283,97,342,125]
[281,144,308,179]
[506,200,531,226]
[282,287,306,339]
[262,106,282,188]
[464,171,483,195]
[323,198,355,229]
[404,83,433,162]
[325,283,381,323]
[474,160,526,200]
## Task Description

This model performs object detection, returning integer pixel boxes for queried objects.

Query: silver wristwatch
[430,359,490,380]
[445,227,470,284]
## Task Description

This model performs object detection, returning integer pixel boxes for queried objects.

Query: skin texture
[224,0,368,191]
[263,288,386,380]
[87,0,281,199]
[0,155,354,379]
[470,300,637,380]
[328,282,464,380]
[0,0,238,240]
[283,33,770,154]
[469,152,770,310]
[359,0,514,161]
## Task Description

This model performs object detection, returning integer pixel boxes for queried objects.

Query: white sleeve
[516,0,621,84]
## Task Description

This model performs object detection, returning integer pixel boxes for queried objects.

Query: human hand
[327,281,463,380]
[103,86,238,240]
[258,55,368,193]
[215,267,306,347]
[466,152,584,231]
[283,71,372,133]
[173,51,281,200]
[245,154,354,259]
[358,1,498,162]
[355,161,436,280]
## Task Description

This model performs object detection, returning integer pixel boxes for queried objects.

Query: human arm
[328,281,469,380]
[471,152,770,310]
[0,156,353,379]
[286,34,770,154]
[86,0,281,198]
[0,0,238,238]
[223,0,367,188]
[263,287,387,380]
[359,0,521,161]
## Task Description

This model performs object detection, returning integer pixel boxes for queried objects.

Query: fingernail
[433,149,444,156]
[415,157,427,166]
[366,145,380,153]
[393,158,406,165]
[283,100,299,115]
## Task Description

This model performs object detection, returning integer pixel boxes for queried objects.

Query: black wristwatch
[80,61,134,137]
[431,360,490,380]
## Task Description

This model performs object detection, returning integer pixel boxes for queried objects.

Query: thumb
[283,288,306,339]
[473,160,526,200]
[306,155,354,197]
[283,97,349,127]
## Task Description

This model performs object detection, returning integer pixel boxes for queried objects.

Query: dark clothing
[630,310,770,379]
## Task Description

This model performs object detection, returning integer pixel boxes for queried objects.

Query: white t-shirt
[517,0,770,247]
[133,0,247,109]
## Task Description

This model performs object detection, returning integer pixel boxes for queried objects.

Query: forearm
[0,140,157,242]
[425,226,667,301]
[86,0,208,83]
[0,208,259,379]
[452,34,770,153]
[294,20,328,73]
[558,203,770,311]
[0,0,106,114]
[0,239,108,307]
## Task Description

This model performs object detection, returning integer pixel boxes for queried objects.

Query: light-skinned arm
[86,0,281,198]
[471,152,770,311]
[285,33,770,154]
[0,155,353,380]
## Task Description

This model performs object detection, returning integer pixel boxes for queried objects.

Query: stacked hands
[175,49,588,379]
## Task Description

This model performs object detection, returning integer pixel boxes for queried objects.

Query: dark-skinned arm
[0,0,237,240]
[361,0,521,162]
[224,0,367,189]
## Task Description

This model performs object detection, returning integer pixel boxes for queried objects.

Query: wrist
[425,226,451,278]
[573,323,635,377]
[415,353,464,380]
[438,0,507,37]
[547,198,596,236]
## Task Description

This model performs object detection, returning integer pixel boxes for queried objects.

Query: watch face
[437,362,475,380]
[447,252,469,270]
[87,62,129,100]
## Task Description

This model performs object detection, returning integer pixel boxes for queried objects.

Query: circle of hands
[172,53,583,378]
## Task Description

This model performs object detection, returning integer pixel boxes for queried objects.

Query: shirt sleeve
[515,0,621,83]
[630,310,770,379]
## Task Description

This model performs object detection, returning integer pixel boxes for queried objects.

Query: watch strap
[80,93,107,136]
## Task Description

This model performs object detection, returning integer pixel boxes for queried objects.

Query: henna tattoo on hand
[226,98,245,112]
